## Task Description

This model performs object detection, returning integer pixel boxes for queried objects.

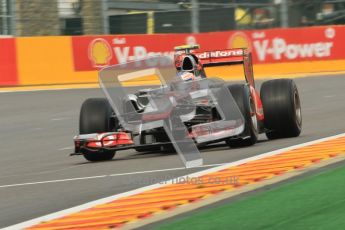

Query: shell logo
[228,32,251,50]
[186,35,197,46]
[88,38,113,68]
[325,27,335,39]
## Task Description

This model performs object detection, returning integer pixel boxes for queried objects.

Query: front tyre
[79,98,116,161]
[260,79,302,139]
[226,84,258,147]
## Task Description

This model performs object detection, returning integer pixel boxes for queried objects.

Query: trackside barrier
[0,38,18,86]
[1,25,345,87]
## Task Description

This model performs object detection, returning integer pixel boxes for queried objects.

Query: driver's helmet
[175,54,205,81]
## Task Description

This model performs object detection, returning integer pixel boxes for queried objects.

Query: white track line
[50,117,70,121]
[58,146,74,151]
[0,86,98,94]
[4,132,345,230]
[0,163,224,189]
[0,83,99,93]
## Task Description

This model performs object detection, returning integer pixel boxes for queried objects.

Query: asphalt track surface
[0,75,344,228]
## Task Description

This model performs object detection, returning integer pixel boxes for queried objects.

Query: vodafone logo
[252,29,334,61]
[196,49,243,59]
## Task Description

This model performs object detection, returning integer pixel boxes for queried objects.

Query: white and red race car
[73,45,302,165]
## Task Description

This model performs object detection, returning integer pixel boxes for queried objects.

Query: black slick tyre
[226,84,258,147]
[260,79,302,139]
[79,98,116,161]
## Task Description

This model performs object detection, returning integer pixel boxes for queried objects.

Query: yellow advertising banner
[16,36,98,85]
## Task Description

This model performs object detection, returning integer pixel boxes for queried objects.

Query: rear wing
[194,48,255,87]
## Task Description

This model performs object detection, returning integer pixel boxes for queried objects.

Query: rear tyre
[79,98,116,161]
[260,79,302,139]
[226,84,258,147]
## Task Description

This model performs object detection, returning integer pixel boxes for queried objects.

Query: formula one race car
[73,45,302,164]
